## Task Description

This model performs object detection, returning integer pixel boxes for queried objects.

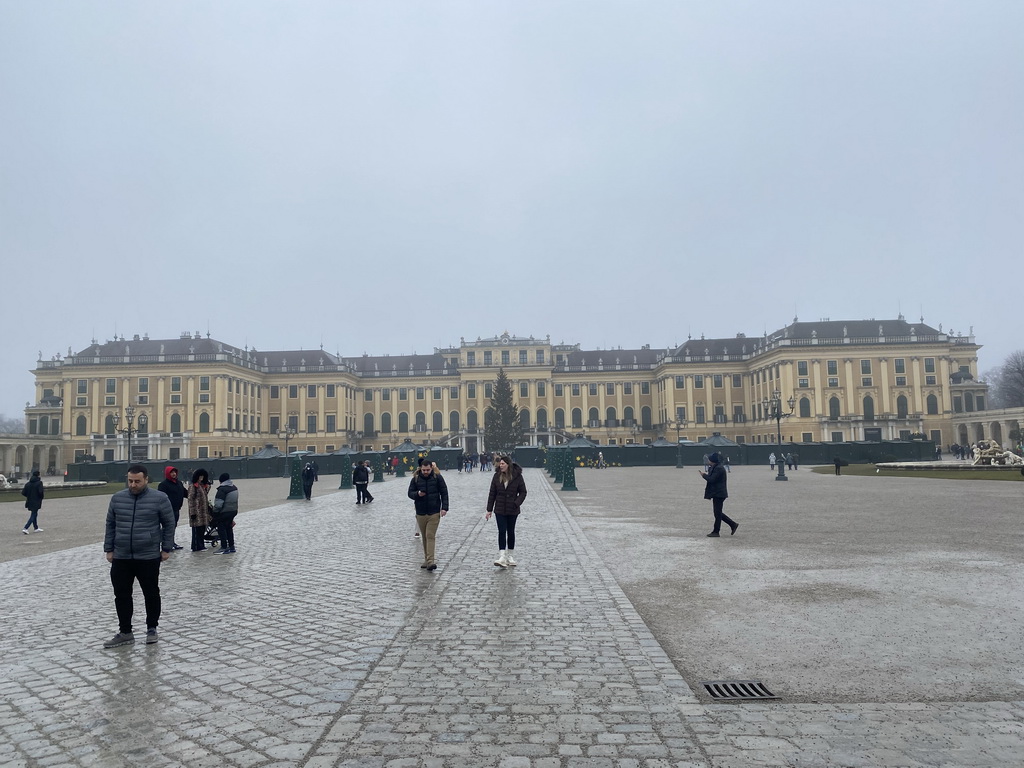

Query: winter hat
[218,473,230,483]
[708,452,722,464]
[31,470,40,477]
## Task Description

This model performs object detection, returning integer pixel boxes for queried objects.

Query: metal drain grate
[700,680,778,701]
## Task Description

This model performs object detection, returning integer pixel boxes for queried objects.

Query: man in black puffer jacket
[407,458,449,571]
[103,464,175,648]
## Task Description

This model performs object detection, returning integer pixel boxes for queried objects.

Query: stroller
[203,522,222,549]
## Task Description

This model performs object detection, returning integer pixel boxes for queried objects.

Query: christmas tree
[484,368,524,453]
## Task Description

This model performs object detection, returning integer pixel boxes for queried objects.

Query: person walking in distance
[213,473,239,554]
[485,455,528,568]
[408,457,449,571]
[301,461,317,501]
[103,465,175,647]
[700,452,737,538]
[21,470,45,534]
[353,460,374,504]
[187,469,212,551]
[157,466,187,550]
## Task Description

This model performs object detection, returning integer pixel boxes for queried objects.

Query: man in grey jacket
[103,465,175,648]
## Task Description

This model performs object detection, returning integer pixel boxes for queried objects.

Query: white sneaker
[505,552,517,567]
[23,528,30,535]
[494,551,508,568]
[34,528,43,533]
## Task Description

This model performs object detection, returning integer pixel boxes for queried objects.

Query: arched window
[415,412,426,428]
[799,397,811,418]
[449,411,460,431]
[364,413,375,434]
[571,408,582,429]
[104,414,116,435]
[432,411,443,432]
[624,406,634,424]
[554,408,564,428]
[170,413,181,433]
[926,394,938,415]
[520,409,531,429]
[381,412,392,433]
[641,406,652,429]
[896,395,908,418]
[399,413,409,432]
[199,412,210,433]
[606,407,617,423]
[863,396,875,421]
[76,414,87,436]
[467,410,478,430]
[536,407,547,428]
[588,407,599,425]
[829,397,841,420]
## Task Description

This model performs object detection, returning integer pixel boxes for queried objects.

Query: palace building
[22,317,989,467]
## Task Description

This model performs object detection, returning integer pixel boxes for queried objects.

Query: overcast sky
[2,1,1021,419]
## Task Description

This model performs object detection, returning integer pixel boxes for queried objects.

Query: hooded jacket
[157,466,187,512]
[21,474,44,511]
[104,485,175,559]
[486,462,528,516]
[214,479,239,517]
[407,467,449,515]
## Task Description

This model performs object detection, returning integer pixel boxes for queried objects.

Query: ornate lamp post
[278,426,297,477]
[112,406,146,463]
[762,390,796,481]
[670,418,688,468]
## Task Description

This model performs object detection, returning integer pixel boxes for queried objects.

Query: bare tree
[984,350,1024,408]
[0,415,25,434]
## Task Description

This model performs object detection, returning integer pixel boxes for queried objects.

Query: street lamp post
[278,427,296,476]
[671,418,688,468]
[763,390,796,481]
[112,406,146,464]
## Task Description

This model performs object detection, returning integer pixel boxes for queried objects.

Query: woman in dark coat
[700,452,737,537]
[187,469,212,551]
[485,456,528,567]
[21,470,45,533]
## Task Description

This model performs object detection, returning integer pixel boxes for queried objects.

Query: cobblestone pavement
[1,469,1021,767]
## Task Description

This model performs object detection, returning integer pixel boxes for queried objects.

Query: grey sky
[2,1,1021,417]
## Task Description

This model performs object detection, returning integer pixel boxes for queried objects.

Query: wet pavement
[1,467,1021,767]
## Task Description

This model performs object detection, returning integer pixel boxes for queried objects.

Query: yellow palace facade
[26,317,987,465]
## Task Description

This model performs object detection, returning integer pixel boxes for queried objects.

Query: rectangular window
[589,383,598,396]
[270,416,280,433]
[828,377,839,387]
[831,431,844,442]
[170,394,181,404]
[199,394,210,403]
[695,405,706,423]
[365,389,373,401]
[693,375,704,389]
[227,413,233,431]
[326,415,336,433]
[537,382,546,397]
[714,406,726,423]
[288,415,298,431]
[924,357,935,373]
[623,382,633,395]
[827,360,838,376]
[732,374,742,388]
[802,432,813,442]
[798,378,809,388]
[307,385,316,398]
[467,352,476,366]
[327,385,336,398]
[468,384,477,398]
[77,379,88,394]
[894,359,906,374]
[198,447,209,459]
[520,382,529,397]
[572,383,581,396]
[601,383,611,396]
[416,387,425,400]
[861,360,872,375]
[199,376,210,391]
[271,386,279,399]
[676,406,687,421]
[713,374,723,388]
[105,395,116,406]
[925,375,937,386]
[797,361,808,376]
[106,378,116,394]
[138,377,149,393]
[554,384,563,397]
[536,350,545,364]
[675,376,685,389]
[862,377,872,387]
[485,383,493,398]
[289,385,298,399]
[382,388,391,401]
[641,382,650,395]
[501,351,510,365]
[895,376,907,386]
[433,387,442,399]
[399,388,408,400]
[76,396,87,406]
[519,350,528,364]
[484,351,492,366]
